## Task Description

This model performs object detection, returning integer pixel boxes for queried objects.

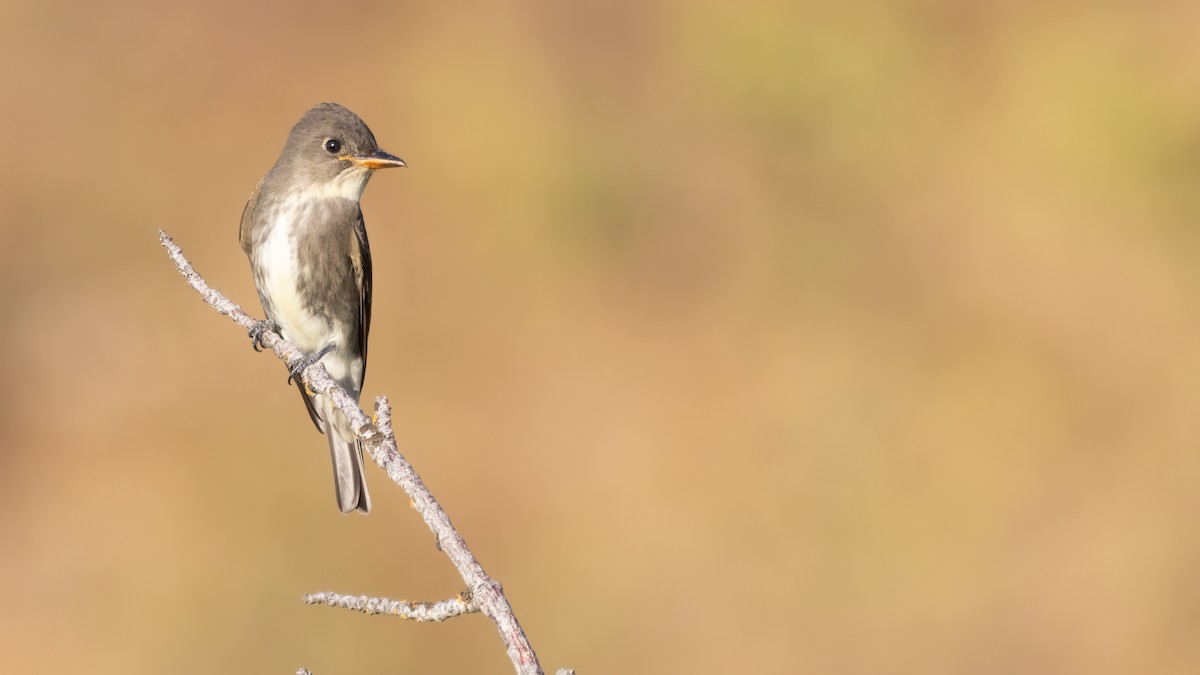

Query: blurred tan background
[2,0,1200,673]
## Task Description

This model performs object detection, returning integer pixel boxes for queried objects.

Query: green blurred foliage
[2,0,1200,673]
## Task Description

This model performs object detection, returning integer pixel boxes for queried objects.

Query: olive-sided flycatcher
[239,102,404,514]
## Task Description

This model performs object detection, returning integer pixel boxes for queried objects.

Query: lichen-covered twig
[303,591,478,621]
[159,230,558,675]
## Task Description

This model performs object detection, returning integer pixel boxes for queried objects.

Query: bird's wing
[350,207,373,371]
[295,380,325,432]
[238,179,265,255]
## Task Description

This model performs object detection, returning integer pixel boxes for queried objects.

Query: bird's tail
[323,399,371,514]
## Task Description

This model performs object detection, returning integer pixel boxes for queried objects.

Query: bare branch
[159,230,562,675]
[303,591,478,621]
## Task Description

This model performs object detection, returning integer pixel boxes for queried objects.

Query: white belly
[255,222,331,352]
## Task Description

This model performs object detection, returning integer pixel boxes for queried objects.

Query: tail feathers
[287,356,370,513]
[316,394,370,514]
[328,426,371,514]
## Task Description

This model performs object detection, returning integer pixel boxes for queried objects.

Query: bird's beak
[344,150,406,170]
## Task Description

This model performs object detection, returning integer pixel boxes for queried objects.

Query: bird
[239,102,405,513]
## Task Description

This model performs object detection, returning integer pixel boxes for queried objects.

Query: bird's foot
[247,319,278,352]
[287,343,337,385]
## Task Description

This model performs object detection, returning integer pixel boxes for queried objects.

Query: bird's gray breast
[252,194,361,355]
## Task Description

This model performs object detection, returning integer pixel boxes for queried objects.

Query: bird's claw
[248,320,277,352]
[287,343,337,386]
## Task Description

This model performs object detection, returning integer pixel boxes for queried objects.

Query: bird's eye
[323,138,343,155]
